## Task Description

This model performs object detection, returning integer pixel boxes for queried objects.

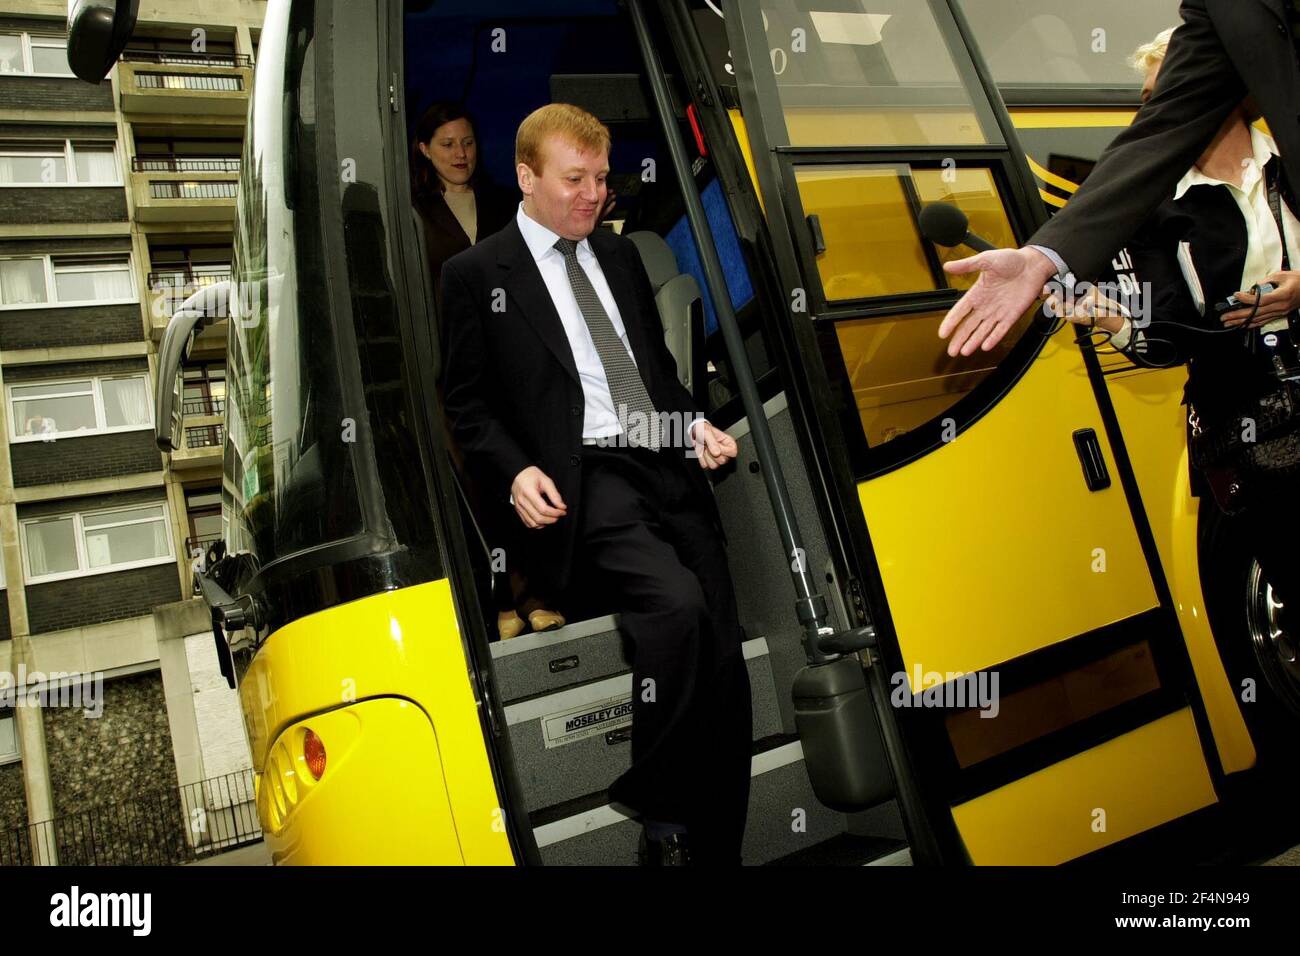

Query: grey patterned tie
[554,237,660,451]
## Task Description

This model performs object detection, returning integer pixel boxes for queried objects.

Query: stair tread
[764,833,907,867]
[490,614,622,659]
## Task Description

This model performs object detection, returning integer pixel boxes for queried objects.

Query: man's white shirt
[508,205,706,504]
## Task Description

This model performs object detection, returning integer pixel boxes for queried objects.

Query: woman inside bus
[412,101,565,640]
[1053,28,1299,631]
[411,101,518,294]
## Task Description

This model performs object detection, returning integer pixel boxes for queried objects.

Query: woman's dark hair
[410,101,479,202]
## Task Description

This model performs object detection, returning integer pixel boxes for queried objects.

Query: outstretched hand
[938,247,1059,357]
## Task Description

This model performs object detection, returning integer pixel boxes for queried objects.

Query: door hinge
[847,577,869,626]
[389,72,397,112]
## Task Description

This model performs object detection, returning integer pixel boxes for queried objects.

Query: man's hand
[511,465,567,529]
[1221,270,1300,328]
[938,247,1059,357]
[691,421,737,470]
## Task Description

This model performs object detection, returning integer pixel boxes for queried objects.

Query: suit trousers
[567,442,752,863]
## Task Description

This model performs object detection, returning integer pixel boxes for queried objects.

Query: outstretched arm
[938,0,1245,356]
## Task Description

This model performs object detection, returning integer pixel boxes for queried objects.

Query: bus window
[710,0,1043,464]
[791,162,1029,452]
[958,0,1182,96]
[793,164,1016,301]
[748,0,1001,147]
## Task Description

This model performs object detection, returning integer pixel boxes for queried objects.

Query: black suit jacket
[439,216,722,593]
[415,179,517,297]
[1120,161,1288,418]
[1032,0,1300,280]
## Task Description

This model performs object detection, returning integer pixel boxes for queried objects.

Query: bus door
[716,0,1222,863]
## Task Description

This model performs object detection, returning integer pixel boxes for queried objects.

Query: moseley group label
[542,694,634,749]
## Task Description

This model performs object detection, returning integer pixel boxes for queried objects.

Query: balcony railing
[0,770,260,866]
[185,533,223,558]
[120,49,252,68]
[149,269,233,289]
[182,396,226,417]
[185,532,222,592]
[134,71,244,92]
[133,155,241,173]
[185,424,224,449]
[149,181,238,200]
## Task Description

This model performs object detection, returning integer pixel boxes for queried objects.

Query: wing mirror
[155,280,230,452]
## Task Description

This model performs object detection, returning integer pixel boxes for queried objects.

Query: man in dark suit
[938,0,1300,355]
[440,103,752,865]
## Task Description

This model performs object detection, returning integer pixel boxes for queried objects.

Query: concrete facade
[0,0,265,860]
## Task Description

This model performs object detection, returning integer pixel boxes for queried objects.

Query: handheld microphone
[919,202,997,253]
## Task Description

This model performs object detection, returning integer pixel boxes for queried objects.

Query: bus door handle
[605,727,632,745]
[806,214,827,256]
[1072,428,1112,491]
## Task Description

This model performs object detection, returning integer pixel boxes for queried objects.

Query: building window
[22,504,173,584]
[0,141,120,186]
[0,33,73,77]
[0,713,18,765]
[7,373,152,442]
[0,254,135,309]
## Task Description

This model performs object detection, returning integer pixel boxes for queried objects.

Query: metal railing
[0,769,260,866]
[133,156,241,173]
[149,269,233,287]
[134,72,244,92]
[185,532,222,593]
[120,49,251,68]
[185,533,222,557]
[182,396,226,417]
[185,424,224,449]
[149,180,238,200]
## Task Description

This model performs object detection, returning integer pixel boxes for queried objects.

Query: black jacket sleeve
[440,256,533,502]
[1113,213,1207,368]
[1029,0,1247,280]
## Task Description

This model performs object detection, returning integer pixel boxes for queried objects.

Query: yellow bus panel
[241,578,515,865]
[952,708,1216,864]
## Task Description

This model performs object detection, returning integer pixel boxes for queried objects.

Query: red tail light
[303,728,326,780]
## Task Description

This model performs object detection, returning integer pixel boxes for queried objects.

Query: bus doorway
[401,0,910,865]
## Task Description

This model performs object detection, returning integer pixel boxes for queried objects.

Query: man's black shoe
[638,827,693,866]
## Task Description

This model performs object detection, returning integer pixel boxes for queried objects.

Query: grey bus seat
[626,230,700,394]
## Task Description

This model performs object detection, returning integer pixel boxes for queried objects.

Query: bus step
[491,613,627,704]
[531,737,847,866]
[504,637,782,813]
[764,832,907,867]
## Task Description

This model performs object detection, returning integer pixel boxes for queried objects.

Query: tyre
[1198,497,1300,766]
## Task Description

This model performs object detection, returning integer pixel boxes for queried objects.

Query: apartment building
[0,0,264,862]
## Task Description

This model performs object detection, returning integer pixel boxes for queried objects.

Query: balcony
[171,421,223,472]
[131,157,239,223]
[117,51,253,118]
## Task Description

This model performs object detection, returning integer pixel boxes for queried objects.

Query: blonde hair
[515,103,611,174]
[1130,27,1176,75]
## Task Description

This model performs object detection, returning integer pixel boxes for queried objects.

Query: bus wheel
[1199,500,1300,765]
